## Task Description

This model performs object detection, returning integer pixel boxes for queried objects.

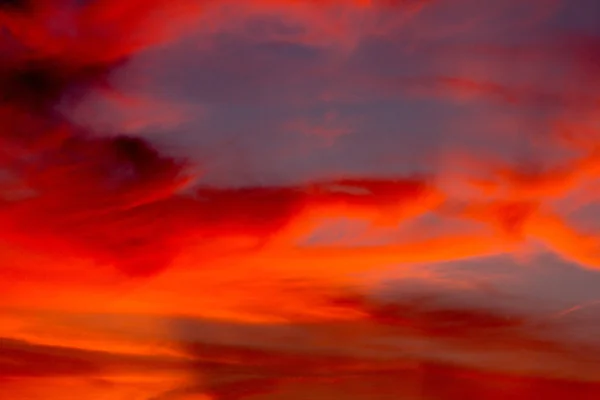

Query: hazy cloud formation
[1,0,600,398]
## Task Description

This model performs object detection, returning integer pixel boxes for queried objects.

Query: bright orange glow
[1,0,599,398]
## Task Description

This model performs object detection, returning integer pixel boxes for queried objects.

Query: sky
[1,0,600,398]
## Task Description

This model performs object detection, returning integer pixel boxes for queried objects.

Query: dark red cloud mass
[1,0,599,399]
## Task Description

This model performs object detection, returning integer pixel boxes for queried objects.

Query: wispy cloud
[1,0,600,398]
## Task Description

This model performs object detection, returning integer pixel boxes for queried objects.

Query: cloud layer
[1,0,599,398]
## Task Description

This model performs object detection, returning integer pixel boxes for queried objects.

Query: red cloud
[1,1,600,398]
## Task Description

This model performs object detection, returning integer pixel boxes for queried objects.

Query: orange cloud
[2,0,600,398]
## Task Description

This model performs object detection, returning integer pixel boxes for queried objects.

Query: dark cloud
[0,337,100,377]
[156,316,600,399]
[0,0,442,277]
[0,0,29,12]
[0,337,185,377]
[1,1,600,398]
